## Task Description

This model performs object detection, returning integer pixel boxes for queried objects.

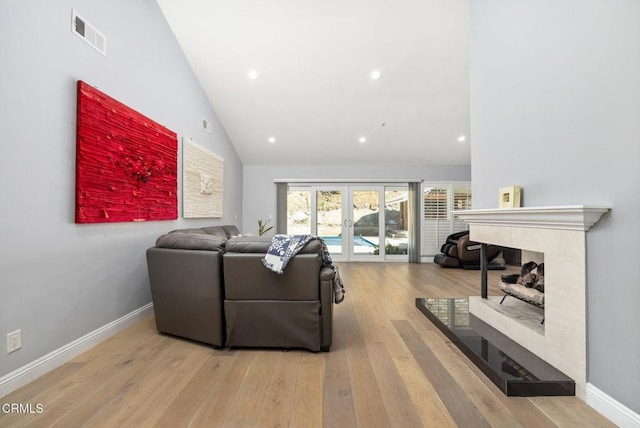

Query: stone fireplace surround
[454,205,611,400]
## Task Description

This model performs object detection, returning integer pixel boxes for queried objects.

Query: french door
[287,185,408,262]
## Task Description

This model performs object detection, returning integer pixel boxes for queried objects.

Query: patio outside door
[312,186,383,261]
[287,185,408,262]
[348,187,384,261]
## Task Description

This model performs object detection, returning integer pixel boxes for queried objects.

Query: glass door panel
[384,188,409,257]
[350,188,383,260]
[286,189,312,235]
[316,190,345,257]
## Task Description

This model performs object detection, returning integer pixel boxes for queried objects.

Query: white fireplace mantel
[453,205,612,231]
[453,204,611,400]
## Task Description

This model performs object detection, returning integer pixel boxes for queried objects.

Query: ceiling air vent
[71,10,106,56]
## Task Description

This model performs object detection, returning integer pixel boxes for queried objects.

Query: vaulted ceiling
[157,0,470,166]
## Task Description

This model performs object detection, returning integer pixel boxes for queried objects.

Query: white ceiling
[157,0,470,166]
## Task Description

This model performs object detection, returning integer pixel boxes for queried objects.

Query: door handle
[349,219,353,227]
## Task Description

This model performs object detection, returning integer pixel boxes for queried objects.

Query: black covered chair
[433,231,503,269]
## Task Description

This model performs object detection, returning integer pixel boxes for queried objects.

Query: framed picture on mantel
[499,186,521,208]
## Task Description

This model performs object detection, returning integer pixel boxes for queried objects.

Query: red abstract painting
[75,81,178,223]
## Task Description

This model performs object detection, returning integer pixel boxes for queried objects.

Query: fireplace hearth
[416,297,574,396]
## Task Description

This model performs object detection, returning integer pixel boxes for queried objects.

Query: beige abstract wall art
[183,137,223,218]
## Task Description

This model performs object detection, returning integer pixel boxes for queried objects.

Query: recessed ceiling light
[457,135,467,142]
[370,70,382,80]
[359,137,367,144]
[268,137,276,143]
[248,70,258,80]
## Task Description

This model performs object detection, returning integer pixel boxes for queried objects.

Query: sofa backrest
[223,253,322,300]
[154,225,241,251]
[155,232,227,251]
[220,225,240,238]
[225,236,322,254]
[223,236,323,301]
[199,226,228,238]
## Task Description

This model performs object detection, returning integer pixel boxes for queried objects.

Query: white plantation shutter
[422,186,451,256]
[453,186,472,232]
[422,183,471,257]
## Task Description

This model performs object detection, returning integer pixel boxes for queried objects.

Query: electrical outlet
[7,330,21,354]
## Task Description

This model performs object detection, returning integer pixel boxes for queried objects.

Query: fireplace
[454,205,610,400]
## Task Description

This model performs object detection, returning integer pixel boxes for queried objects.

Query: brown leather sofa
[146,227,335,352]
[223,236,334,352]
[146,226,237,347]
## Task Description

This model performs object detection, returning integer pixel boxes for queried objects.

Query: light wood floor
[0,263,614,427]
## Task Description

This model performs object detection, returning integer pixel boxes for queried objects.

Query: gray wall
[242,164,470,234]
[0,1,242,378]
[470,0,639,413]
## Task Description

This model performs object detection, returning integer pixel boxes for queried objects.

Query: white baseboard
[587,383,640,428]
[0,303,154,399]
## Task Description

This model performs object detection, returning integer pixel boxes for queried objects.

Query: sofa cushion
[200,226,228,238]
[156,232,227,251]
[224,236,272,252]
[221,225,241,238]
[225,236,322,254]
[168,227,207,234]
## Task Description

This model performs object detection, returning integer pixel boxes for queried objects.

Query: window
[422,182,471,257]
[453,187,472,211]
[423,187,450,220]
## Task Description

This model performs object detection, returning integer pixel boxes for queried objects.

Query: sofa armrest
[319,266,335,351]
[146,247,225,346]
[320,266,335,281]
